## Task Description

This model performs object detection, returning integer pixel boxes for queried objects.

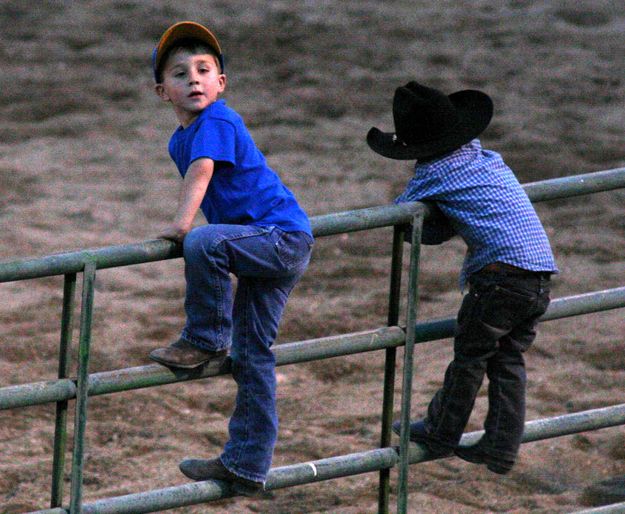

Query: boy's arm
[421,201,457,245]
[159,158,214,243]
[403,201,457,245]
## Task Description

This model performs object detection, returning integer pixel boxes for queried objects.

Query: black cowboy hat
[366,81,493,160]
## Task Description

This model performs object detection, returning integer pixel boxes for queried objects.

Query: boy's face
[155,49,226,128]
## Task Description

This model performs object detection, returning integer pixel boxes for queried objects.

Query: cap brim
[153,22,223,81]
[366,90,493,160]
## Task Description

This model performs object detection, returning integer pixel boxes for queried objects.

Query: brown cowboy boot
[149,338,227,369]
[179,458,264,496]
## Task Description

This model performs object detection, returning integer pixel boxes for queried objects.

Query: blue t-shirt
[168,99,312,235]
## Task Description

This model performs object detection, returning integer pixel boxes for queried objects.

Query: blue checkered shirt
[395,139,558,288]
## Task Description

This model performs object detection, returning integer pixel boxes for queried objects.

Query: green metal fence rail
[1,166,624,514]
[575,502,625,514]
[26,403,625,514]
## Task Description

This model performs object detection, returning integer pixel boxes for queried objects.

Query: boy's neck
[176,99,219,128]
[417,149,455,164]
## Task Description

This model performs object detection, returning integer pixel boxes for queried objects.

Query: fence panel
[1,168,624,513]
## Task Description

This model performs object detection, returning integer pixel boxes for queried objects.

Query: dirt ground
[1,1,624,513]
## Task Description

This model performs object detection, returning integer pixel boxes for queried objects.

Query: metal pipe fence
[27,403,625,514]
[1,167,624,513]
[2,286,624,412]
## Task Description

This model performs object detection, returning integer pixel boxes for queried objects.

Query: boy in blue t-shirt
[368,81,557,475]
[148,21,313,495]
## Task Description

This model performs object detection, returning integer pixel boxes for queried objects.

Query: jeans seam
[488,373,502,449]
[233,281,250,467]
[434,366,460,444]
[207,253,226,347]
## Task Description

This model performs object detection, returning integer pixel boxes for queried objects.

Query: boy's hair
[155,38,222,83]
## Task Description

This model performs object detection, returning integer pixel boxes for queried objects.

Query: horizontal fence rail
[2,167,625,514]
[521,167,625,201]
[1,166,624,284]
[0,202,424,283]
[29,403,625,514]
[2,286,624,411]
[574,502,625,514]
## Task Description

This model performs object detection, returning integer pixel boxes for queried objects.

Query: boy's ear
[154,83,170,102]
[218,73,227,94]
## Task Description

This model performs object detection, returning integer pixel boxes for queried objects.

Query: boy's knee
[182,228,203,258]
[183,226,222,259]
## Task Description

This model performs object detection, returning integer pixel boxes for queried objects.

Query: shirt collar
[414,139,482,172]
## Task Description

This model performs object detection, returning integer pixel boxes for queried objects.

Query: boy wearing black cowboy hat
[368,81,558,474]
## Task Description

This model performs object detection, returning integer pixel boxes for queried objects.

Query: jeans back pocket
[275,230,313,272]
[479,285,536,332]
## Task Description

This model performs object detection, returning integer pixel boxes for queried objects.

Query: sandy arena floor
[1,1,624,512]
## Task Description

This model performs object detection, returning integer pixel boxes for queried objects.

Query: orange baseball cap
[152,21,224,82]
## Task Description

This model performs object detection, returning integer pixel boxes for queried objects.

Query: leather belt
[480,262,550,278]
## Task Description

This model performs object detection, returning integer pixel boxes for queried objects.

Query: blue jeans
[423,269,551,461]
[181,224,313,483]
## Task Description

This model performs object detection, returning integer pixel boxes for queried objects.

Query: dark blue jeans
[181,224,313,483]
[423,269,551,462]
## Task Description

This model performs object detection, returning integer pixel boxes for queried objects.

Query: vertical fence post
[378,225,407,514]
[51,273,77,508]
[397,212,423,514]
[69,261,97,514]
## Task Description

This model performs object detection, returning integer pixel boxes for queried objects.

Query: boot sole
[149,351,227,369]
[455,446,513,475]
[148,353,209,369]
[179,462,263,497]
